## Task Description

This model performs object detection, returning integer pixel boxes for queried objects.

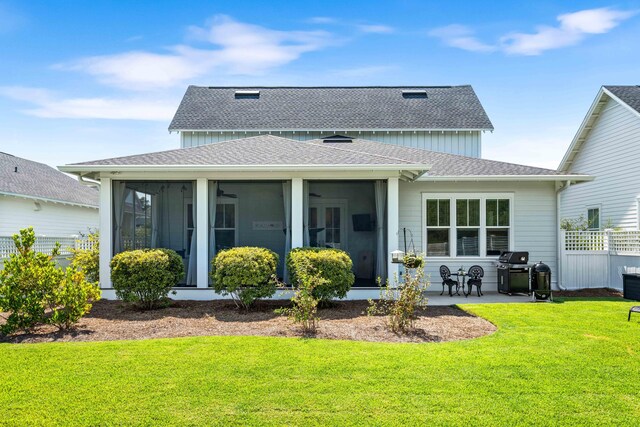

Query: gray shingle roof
[168,86,494,131]
[1,152,99,207]
[69,135,563,177]
[605,85,640,115]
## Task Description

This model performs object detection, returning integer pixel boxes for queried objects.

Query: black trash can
[531,261,552,301]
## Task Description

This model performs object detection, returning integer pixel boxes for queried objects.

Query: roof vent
[402,89,427,99]
[234,90,260,99]
[322,134,352,143]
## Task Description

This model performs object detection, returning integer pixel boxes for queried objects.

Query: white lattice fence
[0,235,95,259]
[561,230,640,290]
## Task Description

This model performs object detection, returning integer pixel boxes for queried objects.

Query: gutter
[418,174,594,183]
[0,191,98,210]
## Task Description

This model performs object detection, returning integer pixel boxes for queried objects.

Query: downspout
[78,174,100,187]
[556,180,571,290]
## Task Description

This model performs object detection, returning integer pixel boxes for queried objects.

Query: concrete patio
[424,291,533,306]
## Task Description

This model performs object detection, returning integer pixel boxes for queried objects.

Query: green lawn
[1,300,640,426]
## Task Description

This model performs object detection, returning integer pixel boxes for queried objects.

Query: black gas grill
[497,251,531,295]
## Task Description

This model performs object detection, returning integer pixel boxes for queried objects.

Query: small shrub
[367,258,429,333]
[0,227,101,335]
[0,228,62,334]
[69,232,100,284]
[276,263,325,333]
[45,268,101,330]
[211,247,279,310]
[286,247,354,301]
[111,248,184,309]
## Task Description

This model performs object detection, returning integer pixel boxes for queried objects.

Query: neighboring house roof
[604,85,640,115]
[1,152,99,207]
[61,135,589,182]
[168,86,494,132]
[558,85,640,172]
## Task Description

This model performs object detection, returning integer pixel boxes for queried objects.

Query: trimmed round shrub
[111,248,184,309]
[211,247,279,310]
[286,247,355,301]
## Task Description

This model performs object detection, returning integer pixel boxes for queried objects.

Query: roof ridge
[69,134,295,165]
[191,85,469,89]
[306,139,417,165]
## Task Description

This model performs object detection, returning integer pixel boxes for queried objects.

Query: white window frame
[214,198,239,250]
[421,192,515,260]
[586,205,601,231]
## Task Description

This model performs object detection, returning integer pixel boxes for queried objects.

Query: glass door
[309,201,347,250]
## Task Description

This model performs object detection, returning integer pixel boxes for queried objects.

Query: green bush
[46,268,101,330]
[367,259,429,333]
[286,247,354,301]
[69,232,100,284]
[0,227,101,335]
[276,264,325,334]
[111,248,184,309]
[211,247,279,310]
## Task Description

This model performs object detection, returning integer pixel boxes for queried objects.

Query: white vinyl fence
[561,230,640,290]
[0,235,95,260]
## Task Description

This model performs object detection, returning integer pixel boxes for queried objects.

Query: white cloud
[56,15,335,90]
[430,8,635,56]
[501,7,636,55]
[357,24,394,34]
[429,25,496,52]
[0,86,174,120]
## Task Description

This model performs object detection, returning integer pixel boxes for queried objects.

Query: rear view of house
[60,86,589,299]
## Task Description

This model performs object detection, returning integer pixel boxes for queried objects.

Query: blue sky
[1,0,639,169]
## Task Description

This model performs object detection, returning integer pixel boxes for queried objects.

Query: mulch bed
[1,300,496,344]
[553,288,623,298]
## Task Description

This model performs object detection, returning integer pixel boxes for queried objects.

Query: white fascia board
[0,191,99,209]
[557,88,608,172]
[171,128,489,133]
[418,174,594,183]
[59,164,431,173]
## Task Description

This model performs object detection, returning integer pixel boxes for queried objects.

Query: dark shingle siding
[71,135,563,177]
[168,86,494,131]
[605,85,640,115]
[1,152,99,206]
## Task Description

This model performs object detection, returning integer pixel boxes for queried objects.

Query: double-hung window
[425,199,450,256]
[423,193,513,258]
[587,207,600,230]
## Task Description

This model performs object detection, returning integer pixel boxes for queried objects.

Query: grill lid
[499,251,529,264]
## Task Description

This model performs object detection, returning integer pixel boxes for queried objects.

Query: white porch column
[99,177,112,289]
[387,177,400,284]
[291,178,304,248]
[196,178,209,288]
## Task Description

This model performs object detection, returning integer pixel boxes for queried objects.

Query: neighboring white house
[0,152,99,237]
[559,85,640,229]
[60,86,590,299]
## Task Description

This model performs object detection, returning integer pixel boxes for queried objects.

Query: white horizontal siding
[0,196,99,236]
[399,180,557,291]
[561,98,640,230]
[181,130,481,158]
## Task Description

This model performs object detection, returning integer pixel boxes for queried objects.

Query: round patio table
[451,271,467,296]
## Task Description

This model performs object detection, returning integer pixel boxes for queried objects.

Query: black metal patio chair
[629,306,640,321]
[439,265,458,297]
[466,265,484,297]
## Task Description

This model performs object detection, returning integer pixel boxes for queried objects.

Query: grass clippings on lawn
[1,300,496,344]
